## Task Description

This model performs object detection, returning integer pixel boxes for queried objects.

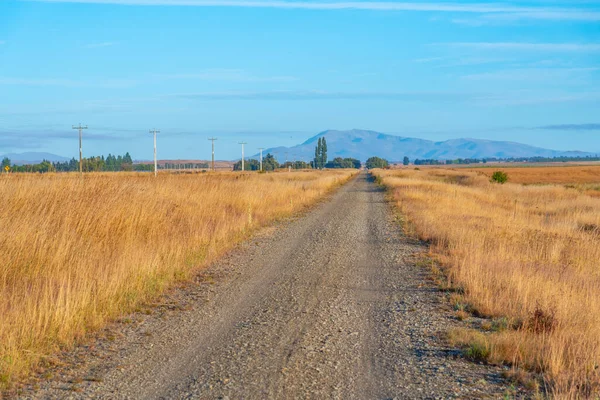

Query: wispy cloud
[26,1,600,21]
[173,90,481,102]
[172,89,600,107]
[485,9,600,22]
[84,41,115,48]
[0,77,84,87]
[476,91,600,106]
[445,57,512,67]
[450,18,490,27]
[412,56,449,63]
[0,69,290,87]
[0,76,138,88]
[0,129,133,150]
[538,123,600,131]
[451,9,600,25]
[412,55,511,68]
[442,42,600,52]
[462,67,599,82]
[154,69,297,82]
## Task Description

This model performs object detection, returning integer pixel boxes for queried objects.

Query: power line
[72,123,88,177]
[150,128,160,177]
[208,137,217,172]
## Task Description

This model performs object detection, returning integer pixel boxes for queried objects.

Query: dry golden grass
[374,168,600,398]
[0,170,355,388]
[462,165,600,185]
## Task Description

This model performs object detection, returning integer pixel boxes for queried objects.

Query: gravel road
[25,172,510,399]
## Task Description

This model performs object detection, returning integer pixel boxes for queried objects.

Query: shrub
[491,171,508,184]
[365,156,389,169]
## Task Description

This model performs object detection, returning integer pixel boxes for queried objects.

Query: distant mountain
[0,152,70,165]
[252,129,593,162]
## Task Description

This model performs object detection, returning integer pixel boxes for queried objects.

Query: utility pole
[239,142,247,171]
[150,128,160,177]
[258,147,264,171]
[72,123,88,177]
[208,137,217,171]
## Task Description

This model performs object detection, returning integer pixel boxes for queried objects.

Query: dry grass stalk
[375,168,600,398]
[0,170,354,387]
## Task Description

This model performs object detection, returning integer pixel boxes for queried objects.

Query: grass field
[0,170,355,388]
[374,168,600,398]
[461,165,600,185]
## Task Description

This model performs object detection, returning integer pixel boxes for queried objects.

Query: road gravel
[25,172,510,399]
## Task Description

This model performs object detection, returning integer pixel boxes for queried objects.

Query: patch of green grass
[465,339,491,362]
[447,328,491,362]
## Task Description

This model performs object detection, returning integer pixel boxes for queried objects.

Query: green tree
[134,164,154,172]
[262,153,279,171]
[292,160,309,169]
[313,137,329,169]
[1,157,10,170]
[233,159,260,171]
[106,154,116,171]
[403,156,409,166]
[365,157,389,169]
[325,157,361,169]
[38,160,54,173]
[321,137,327,168]
[314,138,322,169]
[122,152,133,171]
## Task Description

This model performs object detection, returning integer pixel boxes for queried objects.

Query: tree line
[1,153,157,173]
[410,155,600,165]
[233,153,280,171]
[234,139,365,171]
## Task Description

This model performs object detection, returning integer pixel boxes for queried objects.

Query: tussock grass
[375,168,600,398]
[0,170,354,388]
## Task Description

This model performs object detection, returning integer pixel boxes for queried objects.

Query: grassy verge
[0,170,355,389]
[373,168,600,398]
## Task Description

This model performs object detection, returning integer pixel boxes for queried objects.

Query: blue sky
[0,0,599,160]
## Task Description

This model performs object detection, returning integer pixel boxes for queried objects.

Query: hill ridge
[255,129,592,162]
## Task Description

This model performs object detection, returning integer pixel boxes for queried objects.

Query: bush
[365,156,389,169]
[491,171,508,184]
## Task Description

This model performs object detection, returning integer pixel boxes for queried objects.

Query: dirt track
[26,172,510,399]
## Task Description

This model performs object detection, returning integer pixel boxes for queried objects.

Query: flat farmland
[461,164,600,185]
[0,170,354,387]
